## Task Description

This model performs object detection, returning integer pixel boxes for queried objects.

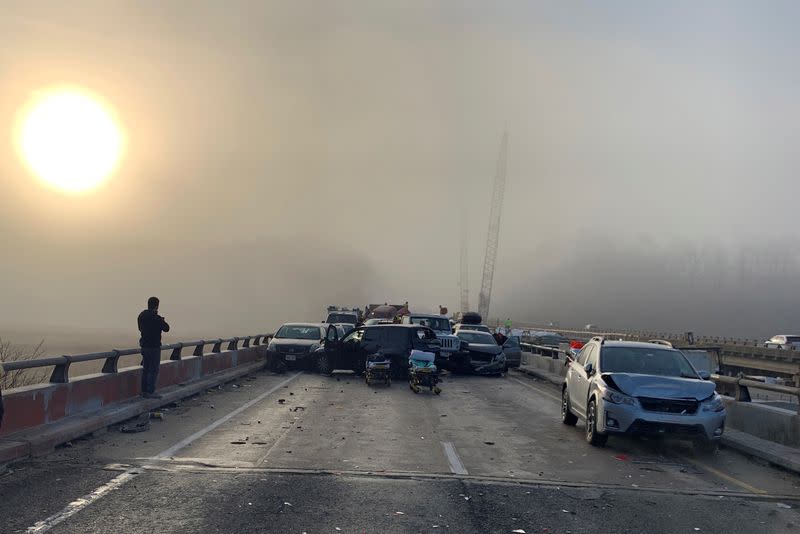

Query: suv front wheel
[561,388,578,426]
[585,399,608,447]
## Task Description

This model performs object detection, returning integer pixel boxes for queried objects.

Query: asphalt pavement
[2,369,799,533]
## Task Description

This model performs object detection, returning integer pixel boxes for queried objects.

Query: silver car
[561,338,726,450]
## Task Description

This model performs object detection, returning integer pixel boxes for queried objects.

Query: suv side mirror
[698,370,711,380]
[584,362,595,376]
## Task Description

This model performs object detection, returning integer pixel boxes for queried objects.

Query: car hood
[270,339,319,350]
[602,373,715,401]
[464,343,503,355]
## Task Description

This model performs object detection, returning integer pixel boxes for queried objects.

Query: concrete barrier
[0,346,265,438]
[722,398,800,447]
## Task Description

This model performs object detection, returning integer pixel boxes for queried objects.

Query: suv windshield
[275,325,322,340]
[600,347,698,378]
[327,313,357,323]
[408,317,450,331]
[456,331,497,345]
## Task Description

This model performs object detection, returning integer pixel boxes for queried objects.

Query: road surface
[2,370,799,533]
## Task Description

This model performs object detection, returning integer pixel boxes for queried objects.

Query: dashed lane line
[441,441,469,475]
[26,372,302,534]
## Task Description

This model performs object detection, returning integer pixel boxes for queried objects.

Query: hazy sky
[1,1,799,340]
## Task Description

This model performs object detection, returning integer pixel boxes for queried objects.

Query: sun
[15,88,125,194]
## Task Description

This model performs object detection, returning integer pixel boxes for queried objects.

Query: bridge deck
[3,370,799,533]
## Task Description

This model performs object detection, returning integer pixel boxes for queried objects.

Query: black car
[267,323,327,370]
[453,330,507,375]
[317,324,441,378]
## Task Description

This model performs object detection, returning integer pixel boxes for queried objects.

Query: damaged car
[266,323,327,371]
[562,338,725,451]
[453,330,507,375]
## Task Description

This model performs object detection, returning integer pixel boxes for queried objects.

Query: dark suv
[316,324,441,378]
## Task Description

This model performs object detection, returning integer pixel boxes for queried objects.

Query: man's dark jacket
[138,309,170,348]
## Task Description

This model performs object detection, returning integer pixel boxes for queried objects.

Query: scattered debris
[284,502,292,507]
[614,454,629,461]
[278,399,286,404]
[777,503,792,509]
[210,405,215,409]
[230,441,247,445]
[150,412,165,420]
[232,384,240,389]
[395,511,405,515]
[484,441,495,445]
[289,392,294,395]
[512,530,526,533]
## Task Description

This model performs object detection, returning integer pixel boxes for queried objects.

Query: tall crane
[478,132,508,320]
[459,224,469,314]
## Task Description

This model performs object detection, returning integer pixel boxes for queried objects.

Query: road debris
[484,441,495,445]
[512,530,526,533]
[614,454,629,461]
[777,503,792,509]
[395,511,405,515]
[278,399,286,404]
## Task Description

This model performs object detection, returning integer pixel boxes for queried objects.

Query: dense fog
[1,2,799,342]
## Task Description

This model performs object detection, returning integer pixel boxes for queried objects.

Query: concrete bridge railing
[0,333,273,440]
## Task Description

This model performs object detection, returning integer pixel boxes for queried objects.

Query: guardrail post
[50,356,71,383]
[102,350,121,373]
[735,373,752,402]
[253,335,262,346]
[212,340,222,353]
[193,342,205,357]
[243,337,251,348]
[227,338,238,351]
[171,343,183,361]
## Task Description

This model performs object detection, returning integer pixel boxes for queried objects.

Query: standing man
[137,296,170,399]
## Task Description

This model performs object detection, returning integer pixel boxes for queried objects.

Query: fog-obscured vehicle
[561,338,725,451]
[401,313,461,358]
[453,330,506,375]
[453,323,492,334]
[764,335,800,350]
[319,324,440,378]
[529,332,568,348]
[267,323,327,370]
[324,306,361,325]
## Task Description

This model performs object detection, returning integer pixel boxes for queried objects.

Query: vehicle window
[383,328,409,349]
[326,326,338,342]
[412,328,439,349]
[342,329,363,345]
[786,336,800,344]
[585,346,598,369]
[275,325,323,340]
[455,331,497,345]
[408,316,450,331]
[327,313,357,323]
[363,328,384,344]
[577,345,593,366]
[600,347,698,378]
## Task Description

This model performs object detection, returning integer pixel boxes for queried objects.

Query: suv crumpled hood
[603,373,715,401]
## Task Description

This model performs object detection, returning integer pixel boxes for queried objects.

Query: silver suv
[561,338,726,450]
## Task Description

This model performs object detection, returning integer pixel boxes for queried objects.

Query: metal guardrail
[712,373,800,414]
[0,334,273,384]
[520,342,566,360]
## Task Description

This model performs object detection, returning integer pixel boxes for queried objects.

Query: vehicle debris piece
[777,503,792,509]
[278,399,286,404]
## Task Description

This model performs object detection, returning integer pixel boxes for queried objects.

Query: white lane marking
[26,372,302,533]
[27,471,137,533]
[441,441,468,475]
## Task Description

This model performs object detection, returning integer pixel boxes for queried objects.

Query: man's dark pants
[140,347,161,395]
